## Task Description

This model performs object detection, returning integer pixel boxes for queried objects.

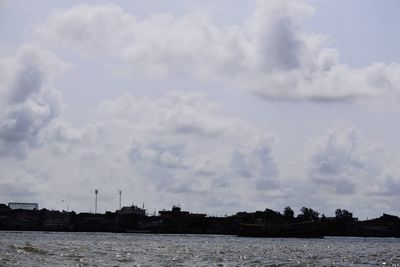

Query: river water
[0,231,399,266]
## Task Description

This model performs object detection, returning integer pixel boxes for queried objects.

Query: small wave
[15,243,51,256]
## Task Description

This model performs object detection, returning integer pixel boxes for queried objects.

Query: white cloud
[308,128,367,194]
[0,162,44,201]
[0,89,280,213]
[373,156,400,197]
[231,135,278,189]
[35,0,400,101]
[2,1,400,218]
[0,44,68,158]
[97,90,281,212]
[306,127,400,216]
[99,91,229,137]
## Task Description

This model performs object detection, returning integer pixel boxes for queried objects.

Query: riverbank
[1,205,399,238]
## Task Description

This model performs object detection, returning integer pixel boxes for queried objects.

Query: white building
[8,202,39,210]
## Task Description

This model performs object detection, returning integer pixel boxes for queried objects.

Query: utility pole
[95,189,98,214]
[119,190,122,210]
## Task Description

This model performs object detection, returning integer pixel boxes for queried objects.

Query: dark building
[117,204,146,216]
[0,204,10,212]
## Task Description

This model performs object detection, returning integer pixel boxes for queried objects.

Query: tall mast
[119,190,122,210]
[95,189,98,214]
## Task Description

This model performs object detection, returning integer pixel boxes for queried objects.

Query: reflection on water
[0,231,399,266]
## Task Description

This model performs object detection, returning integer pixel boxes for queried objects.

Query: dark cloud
[251,3,302,71]
[255,178,279,191]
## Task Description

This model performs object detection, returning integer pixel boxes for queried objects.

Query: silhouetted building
[0,203,10,212]
[159,206,206,218]
[8,202,38,210]
[117,204,145,216]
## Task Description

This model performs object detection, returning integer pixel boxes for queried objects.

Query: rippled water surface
[0,232,399,266]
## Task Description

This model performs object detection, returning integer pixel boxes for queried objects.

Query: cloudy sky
[1,0,400,218]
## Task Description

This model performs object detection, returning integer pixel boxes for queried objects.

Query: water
[0,232,399,266]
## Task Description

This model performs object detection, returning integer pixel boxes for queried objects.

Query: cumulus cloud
[0,88,280,213]
[307,127,400,198]
[99,91,228,137]
[373,157,400,196]
[35,0,400,101]
[96,90,280,211]
[231,135,278,189]
[3,1,400,217]
[308,128,366,194]
[0,167,43,201]
[0,45,67,158]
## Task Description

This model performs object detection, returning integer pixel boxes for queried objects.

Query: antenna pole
[95,189,98,214]
[119,190,122,210]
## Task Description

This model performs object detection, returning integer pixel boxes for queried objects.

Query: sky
[1,0,400,219]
